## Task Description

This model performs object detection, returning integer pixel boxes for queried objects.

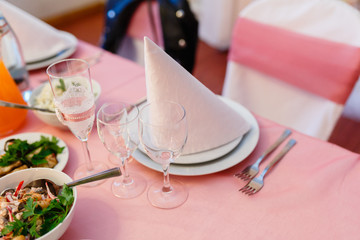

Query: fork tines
[234,129,292,181]
[239,177,263,195]
[239,179,263,195]
[234,167,254,181]
[239,185,257,195]
[239,139,297,196]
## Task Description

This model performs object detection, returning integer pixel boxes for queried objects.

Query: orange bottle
[0,60,27,136]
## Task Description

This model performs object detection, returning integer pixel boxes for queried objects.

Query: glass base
[108,153,134,166]
[112,172,147,199]
[147,179,188,209]
[73,161,108,187]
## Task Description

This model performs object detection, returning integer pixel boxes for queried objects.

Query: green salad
[0,136,65,177]
[0,182,74,239]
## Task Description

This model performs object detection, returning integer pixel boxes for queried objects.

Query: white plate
[26,31,78,71]
[133,97,260,176]
[175,136,242,164]
[0,132,69,172]
[137,96,243,164]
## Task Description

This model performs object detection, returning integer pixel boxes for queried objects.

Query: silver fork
[234,129,292,181]
[239,139,297,195]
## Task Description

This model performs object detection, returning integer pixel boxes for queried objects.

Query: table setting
[0,1,360,239]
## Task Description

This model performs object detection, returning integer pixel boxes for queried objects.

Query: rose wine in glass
[47,59,107,185]
[138,100,188,209]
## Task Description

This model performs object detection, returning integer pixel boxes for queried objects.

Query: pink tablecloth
[12,41,360,239]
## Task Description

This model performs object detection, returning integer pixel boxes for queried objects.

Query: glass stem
[118,156,132,184]
[81,140,94,172]
[162,162,172,192]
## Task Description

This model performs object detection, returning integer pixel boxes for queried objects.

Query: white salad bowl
[0,168,77,240]
[28,80,101,129]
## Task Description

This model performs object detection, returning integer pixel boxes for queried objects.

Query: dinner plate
[133,97,260,176]
[0,132,69,173]
[136,97,243,164]
[26,31,78,71]
[175,136,242,164]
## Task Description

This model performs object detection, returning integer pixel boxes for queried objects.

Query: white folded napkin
[0,1,76,63]
[144,37,251,155]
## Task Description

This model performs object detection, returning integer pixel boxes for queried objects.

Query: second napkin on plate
[144,37,251,155]
[0,1,76,64]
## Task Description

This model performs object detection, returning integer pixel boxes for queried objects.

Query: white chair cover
[222,0,360,140]
[196,0,251,50]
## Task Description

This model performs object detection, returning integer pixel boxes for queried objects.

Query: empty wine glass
[107,148,134,165]
[47,59,107,185]
[97,102,147,198]
[138,100,188,209]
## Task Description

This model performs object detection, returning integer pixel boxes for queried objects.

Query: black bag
[101,0,198,73]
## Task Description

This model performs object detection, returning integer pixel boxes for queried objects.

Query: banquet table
[11,40,360,240]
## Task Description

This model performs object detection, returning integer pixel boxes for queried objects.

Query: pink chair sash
[229,17,360,104]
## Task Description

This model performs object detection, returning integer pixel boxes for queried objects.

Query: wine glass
[46,59,107,185]
[138,100,188,209]
[107,147,134,165]
[97,102,147,198]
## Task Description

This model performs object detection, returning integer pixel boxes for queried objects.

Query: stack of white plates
[26,31,78,71]
[133,97,260,176]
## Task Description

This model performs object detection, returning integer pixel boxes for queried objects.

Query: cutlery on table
[239,139,297,195]
[234,129,292,181]
[0,99,55,113]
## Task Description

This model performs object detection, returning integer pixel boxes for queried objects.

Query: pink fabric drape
[229,17,360,104]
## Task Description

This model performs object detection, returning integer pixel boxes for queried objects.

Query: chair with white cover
[222,0,360,140]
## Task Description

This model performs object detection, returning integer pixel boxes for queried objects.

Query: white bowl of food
[28,80,101,129]
[0,168,77,240]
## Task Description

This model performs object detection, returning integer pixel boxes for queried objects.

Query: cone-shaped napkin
[144,37,251,154]
[0,1,76,63]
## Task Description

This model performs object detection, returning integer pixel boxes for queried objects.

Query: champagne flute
[138,100,188,209]
[46,59,107,185]
[97,102,146,198]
